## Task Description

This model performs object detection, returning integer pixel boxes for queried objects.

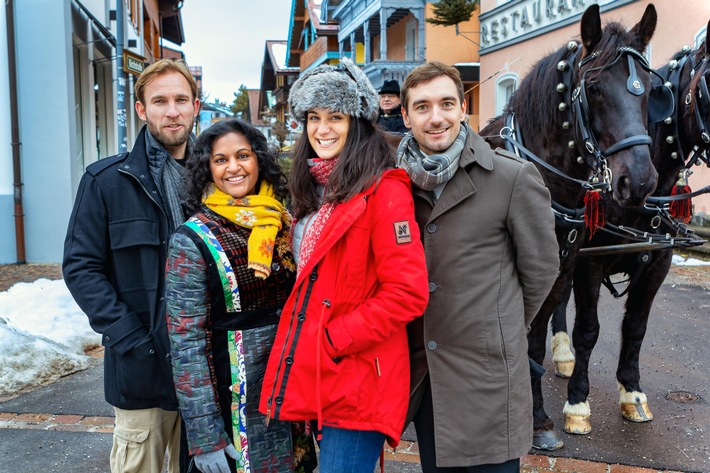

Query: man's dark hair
[401,61,464,111]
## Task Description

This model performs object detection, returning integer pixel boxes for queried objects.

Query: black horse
[545,22,710,438]
[480,3,665,450]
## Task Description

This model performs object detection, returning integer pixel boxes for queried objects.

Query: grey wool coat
[406,126,559,468]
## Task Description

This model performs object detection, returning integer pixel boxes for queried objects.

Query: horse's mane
[504,44,569,132]
[687,39,709,115]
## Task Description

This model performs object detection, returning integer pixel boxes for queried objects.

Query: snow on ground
[0,278,100,396]
[672,254,710,266]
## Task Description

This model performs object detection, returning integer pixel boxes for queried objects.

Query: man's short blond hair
[134,59,198,104]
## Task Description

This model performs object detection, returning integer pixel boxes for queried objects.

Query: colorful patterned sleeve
[165,231,230,455]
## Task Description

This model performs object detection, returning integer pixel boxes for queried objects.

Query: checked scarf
[396,125,468,191]
[296,157,338,277]
[203,181,292,279]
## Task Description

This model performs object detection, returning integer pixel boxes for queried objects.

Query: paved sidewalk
[0,263,698,472]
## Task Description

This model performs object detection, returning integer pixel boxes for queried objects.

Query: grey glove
[193,444,238,473]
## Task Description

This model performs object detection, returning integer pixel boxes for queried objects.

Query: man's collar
[459,124,494,171]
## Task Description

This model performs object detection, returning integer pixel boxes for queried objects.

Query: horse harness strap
[656,49,710,168]
[501,113,584,263]
[693,57,710,144]
[601,251,653,299]
[501,113,604,191]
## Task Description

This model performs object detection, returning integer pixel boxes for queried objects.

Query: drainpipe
[116,0,127,152]
[6,0,26,264]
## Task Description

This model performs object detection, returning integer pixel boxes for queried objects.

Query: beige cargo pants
[110,407,181,473]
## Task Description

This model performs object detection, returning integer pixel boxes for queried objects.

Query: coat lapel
[294,195,367,286]
[428,168,476,223]
[427,127,495,223]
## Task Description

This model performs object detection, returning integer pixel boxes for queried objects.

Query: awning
[455,63,480,83]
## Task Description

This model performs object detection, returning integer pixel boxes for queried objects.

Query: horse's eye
[587,83,602,96]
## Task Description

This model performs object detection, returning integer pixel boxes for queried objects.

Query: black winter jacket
[377,109,408,134]
[63,126,179,410]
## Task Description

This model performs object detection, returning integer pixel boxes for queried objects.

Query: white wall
[10,0,77,262]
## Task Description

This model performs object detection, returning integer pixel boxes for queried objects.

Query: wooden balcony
[300,36,339,70]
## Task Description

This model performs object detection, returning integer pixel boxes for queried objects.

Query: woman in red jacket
[259,58,429,472]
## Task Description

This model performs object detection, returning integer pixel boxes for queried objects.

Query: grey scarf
[145,131,192,232]
[396,125,468,191]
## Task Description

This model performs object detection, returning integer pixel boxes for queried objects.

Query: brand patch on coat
[394,221,412,244]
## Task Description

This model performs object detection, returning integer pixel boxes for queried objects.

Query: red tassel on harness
[669,183,692,223]
[584,190,605,238]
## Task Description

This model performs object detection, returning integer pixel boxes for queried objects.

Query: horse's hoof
[555,360,574,378]
[621,401,654,422]
[564,414,591,434]
[532,430,564,451]
[618,386,653,422]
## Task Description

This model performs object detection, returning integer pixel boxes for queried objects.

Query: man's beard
[146,120,191,149]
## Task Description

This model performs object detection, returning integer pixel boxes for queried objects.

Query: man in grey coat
[397,61,559,472]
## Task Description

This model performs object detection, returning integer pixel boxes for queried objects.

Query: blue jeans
[318,426,385,473]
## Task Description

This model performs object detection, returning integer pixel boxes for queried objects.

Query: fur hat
[288,57,379,124]
[379,80,400,95]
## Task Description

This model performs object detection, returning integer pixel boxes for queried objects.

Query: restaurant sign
[479,0,623,53]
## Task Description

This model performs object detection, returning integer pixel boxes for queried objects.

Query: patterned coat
[165,208,314,473]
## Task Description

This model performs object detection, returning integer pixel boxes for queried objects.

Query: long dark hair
[289,116,393,218]
[184,119,287,214]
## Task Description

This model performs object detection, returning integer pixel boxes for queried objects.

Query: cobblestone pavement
[1,261,707,472]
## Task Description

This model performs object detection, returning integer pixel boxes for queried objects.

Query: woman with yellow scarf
[165,119,315,473]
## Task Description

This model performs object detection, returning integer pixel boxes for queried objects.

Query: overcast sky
[178,0,293,105]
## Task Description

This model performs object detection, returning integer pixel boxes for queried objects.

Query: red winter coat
[259,168,429,447]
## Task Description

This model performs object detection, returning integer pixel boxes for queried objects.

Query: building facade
[284,0,483,127]
[0,0,185,264]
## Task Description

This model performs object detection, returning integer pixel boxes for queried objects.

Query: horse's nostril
[617,176,632,201]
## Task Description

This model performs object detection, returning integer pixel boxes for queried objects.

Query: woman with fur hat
[259,58,429,472]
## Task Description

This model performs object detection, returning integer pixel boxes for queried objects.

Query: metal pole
[116,0,127,152]
[6,0,26,263]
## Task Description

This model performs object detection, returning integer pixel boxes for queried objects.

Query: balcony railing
[362,60,423,91]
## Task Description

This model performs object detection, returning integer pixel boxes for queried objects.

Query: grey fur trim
[288,57,379,124]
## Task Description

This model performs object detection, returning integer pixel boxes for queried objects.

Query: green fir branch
[426,0,479,27]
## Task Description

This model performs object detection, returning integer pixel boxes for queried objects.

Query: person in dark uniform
[377,79,408,134]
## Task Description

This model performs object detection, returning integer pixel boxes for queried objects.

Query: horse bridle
[644,47,710,208]
[563,44,673,185]
[655,49,710,164]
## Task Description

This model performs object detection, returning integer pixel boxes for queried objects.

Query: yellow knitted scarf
[203,181,293,279]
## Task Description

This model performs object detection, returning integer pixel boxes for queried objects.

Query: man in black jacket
[63,59,199,473]
[377,79,409,134]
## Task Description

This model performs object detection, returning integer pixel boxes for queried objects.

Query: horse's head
[683,21,710,163]
[572,3,663,207]
[650,19,710,194]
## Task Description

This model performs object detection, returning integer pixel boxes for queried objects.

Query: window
[405,20,417,61]
[496,74,517,116]
[695,27,707,49]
